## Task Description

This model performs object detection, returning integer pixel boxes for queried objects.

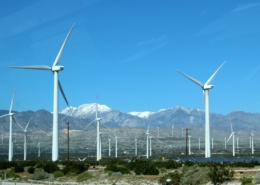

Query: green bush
[181,164,210,185]
[62,161,89,175]
[29,168,49,180]
[14,165,24,173]
[53,170,64,178]
[208,166,234,185]
[159,171,182,185]
[240,176,252,185]
[28,166,35,174]
[43,162,60,173]
[134,162,159,175]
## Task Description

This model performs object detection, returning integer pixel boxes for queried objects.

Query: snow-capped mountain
[128,111,155,118]
[1,104,260,133]
[60,103,112,119]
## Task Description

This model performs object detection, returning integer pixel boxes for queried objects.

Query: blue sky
[1,0,260,115]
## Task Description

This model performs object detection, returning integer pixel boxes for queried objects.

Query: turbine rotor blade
[58,80,70,107]
[25,117,33,130]
[229,116,233,133]
[205,61,226,85]
[10,88,16,113]
[12,117,24,131]
[52,23,75,67]
[0,114,9,118]
[227,133,233,143]
[83,119,96,131]
[177,70,203,87]
[9,66,52,70]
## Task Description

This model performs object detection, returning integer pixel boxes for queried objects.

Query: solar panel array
[178,157,260,163]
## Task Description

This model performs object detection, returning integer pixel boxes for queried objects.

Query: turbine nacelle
[203,85,213,90]
[97,118,102,121]
[52,66,64,71]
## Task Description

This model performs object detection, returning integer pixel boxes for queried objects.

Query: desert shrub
[180,164,210,185]
[134,161,159,175]
[208,166,234,185]
[0,170,20,180]
[159,171,182,185]
[62,161,89,175]
[29,168,49,180]
[53,170,64,178]
[105,163,130,174]
[240,176,252,185]
[253,173,260,184]
[76,172,93,182]
[155,160,181,169]
[14,165,24,173]
[43,162,59,173]
[28,166,35,174]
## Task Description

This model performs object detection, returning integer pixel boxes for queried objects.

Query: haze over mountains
[0,103,259,134]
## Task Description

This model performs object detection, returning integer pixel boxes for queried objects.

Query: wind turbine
[108,138,111,157]
[227,117,235,156]
[188,135,191,155]
[9,24,75,161]
[251,131,254,154]
[114,130,118,158]
[0,89,16,161]
[177,61,225,158]
[37,142,40,157]
[171,124,174,137]
[146,126,150,159]
[149,136,152,157]
[15,117,33,161]
[83,97,102,161]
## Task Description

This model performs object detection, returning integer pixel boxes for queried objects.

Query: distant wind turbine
[15,117,33,161]
[146,126,150,159]
[177,61,226,158]
[9,24,75,161]
[251,131,254,154]
[37,142,40,157]
[188,135,191,155]
[149,136,152,156]
[0,89,16,161]
[83,97,102,161]
[172,124,174,137]
[227,117,235,156]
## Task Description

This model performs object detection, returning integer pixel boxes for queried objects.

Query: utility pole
[66,122,70,161]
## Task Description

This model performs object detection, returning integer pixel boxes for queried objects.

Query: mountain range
[0,104,259,134]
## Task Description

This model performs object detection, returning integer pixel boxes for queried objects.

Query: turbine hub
[97,118,102,121]
[52,66,64,71]
[203,84,213,90]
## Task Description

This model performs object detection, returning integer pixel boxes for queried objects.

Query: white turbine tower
[37,142,40,157]
[188,135,191,155]
[172,124,174,137]
[135,138,137,155]
[177,61,225,158]
[0,89,16,161]
[83,97,102,161]
[15,117,33,161]
[114,131,118,158]
[9,24,75,161]
[149,136,152,157]
[227,118,235,156]
[108,138,111,157]
[251,131,254,154]
[146,126,150,159]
